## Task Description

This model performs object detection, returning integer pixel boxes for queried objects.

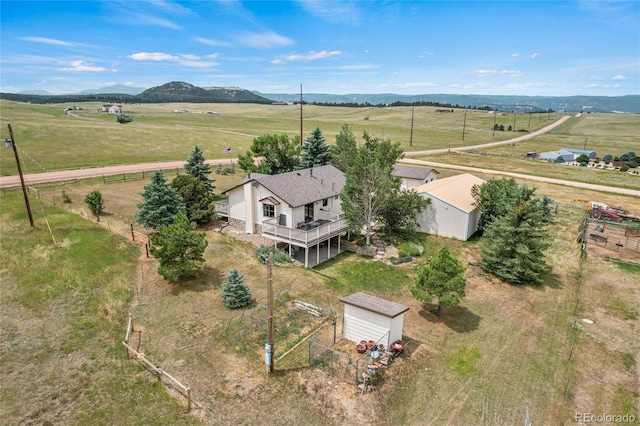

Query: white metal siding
[389,315,405,344]
[343,306,391,346]
[417,196,469,240]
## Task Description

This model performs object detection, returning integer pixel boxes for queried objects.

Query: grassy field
[1,102,639,425]
[1,99,562,175]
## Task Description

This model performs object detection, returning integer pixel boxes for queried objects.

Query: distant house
[215,165,348,268]
[414,173,486,241]
[539,150,575,162]
[560,148,597,159]
[101,104,122,114]
[340,292,409,348]
[391,164,440,190]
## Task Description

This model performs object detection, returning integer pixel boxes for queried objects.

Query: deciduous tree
[340,132,403,245]
[411,247,466,315]
[332,124,357,172]
[84,190,104,221]
[150,212,208,281]
[238,134,301,175]
[379,190,430,232]
[171,174,216,225]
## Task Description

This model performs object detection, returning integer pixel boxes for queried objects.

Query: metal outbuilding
[414,173,486,241]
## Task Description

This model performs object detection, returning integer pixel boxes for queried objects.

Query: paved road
[2,112,637,197]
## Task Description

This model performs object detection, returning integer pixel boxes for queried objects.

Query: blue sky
[1,1,638,96]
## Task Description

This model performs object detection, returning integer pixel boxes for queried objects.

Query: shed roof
[223,164,345,207]
[340,292,409,318]
[560,148,596,155]
[415,173,485,213]
[391,164,439,180]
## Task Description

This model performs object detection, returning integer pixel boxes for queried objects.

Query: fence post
[187,388,191,411]
[103,176,106,184]
[145,243,149,258]
[131,223,135,241]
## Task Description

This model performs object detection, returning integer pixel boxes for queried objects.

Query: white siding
[416,196,470,240]
[388,316,405,344]
[343,306,391,346]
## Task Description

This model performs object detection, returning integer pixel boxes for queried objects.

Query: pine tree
[297,127,333,169]
[479,194,554,285]
[136,170,186,229]
[410,247,466,315]
[184,146,214,193]
[150,212,208,281]
[220,269,252,309]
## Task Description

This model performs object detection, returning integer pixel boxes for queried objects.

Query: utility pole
[461,109,467,141]
[299,84,303,146]
[6,124,34,227]
[583,138,587,150]
[409,104,415,146]
[528,111,532,130]
[513,111,516,131]
[265,252,274,374]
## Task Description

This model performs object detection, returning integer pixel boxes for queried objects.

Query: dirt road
[2,113,637,197]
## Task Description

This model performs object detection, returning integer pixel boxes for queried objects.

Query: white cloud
[60,60,107,72]
[128,51,218,68]
[589,75,604,81]
[531,52,540,59]
[612,74,629,81]
[472,69,522,78]
[235,31,294,49]
[19,36,75,46]
[195,37,233,47]
[130,52,179,61]
[284,51,341,61]
[297,0,362,24]
[511,53,519,57]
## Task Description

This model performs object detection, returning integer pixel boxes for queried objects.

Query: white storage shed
[340,292,409,348]
[414,173,485,241]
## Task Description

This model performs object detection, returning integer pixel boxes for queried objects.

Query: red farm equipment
[589,207,623,222]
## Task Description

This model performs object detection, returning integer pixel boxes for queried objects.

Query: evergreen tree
[84,190,104,222]
[297,127,333,169]
[171,174,216,225]
[479,194,554,285]
[150,212,208,281]
[340,132,403,246]
[136,170,186,229]
[184,145,214,193]
[410,247,466,315]
[471,177,523,234]
[220,269,252,309]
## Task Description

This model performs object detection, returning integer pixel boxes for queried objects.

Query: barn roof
[415,173,485,213]
[340,292,409,318]
[391,164,439,180]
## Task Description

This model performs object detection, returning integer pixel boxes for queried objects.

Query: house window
[304,203,314,222]
[263,203,275,218]
[322,198,328,207]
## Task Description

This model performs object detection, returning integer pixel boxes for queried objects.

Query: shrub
[117,113,132,124]
[255,245,293,265]
[397,242,423,257]
[61,189,72,204]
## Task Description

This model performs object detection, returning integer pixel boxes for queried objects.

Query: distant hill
[137,82,273,103]
[78,84,146,96]
[18,89,54,96]
[0,81,274,104]
[256,92,640,114]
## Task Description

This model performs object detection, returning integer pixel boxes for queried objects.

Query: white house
[215,165,348,268]
[391,164,439,190]
[340,292,409,348]
[414,173,486,241]
[101,104,122,114]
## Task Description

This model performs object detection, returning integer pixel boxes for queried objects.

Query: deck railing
[262,216,348,246]
[214,200,229,216]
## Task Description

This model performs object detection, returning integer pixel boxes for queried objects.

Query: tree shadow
[418,304,482,333]
[527,269,564,290]
[169,266,223,295]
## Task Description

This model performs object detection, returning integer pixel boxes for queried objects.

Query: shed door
[343,313,389,345]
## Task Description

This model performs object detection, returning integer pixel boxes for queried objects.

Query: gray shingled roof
[224,165,345,208]
[340,292,409,318]
[391,164,439,180]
